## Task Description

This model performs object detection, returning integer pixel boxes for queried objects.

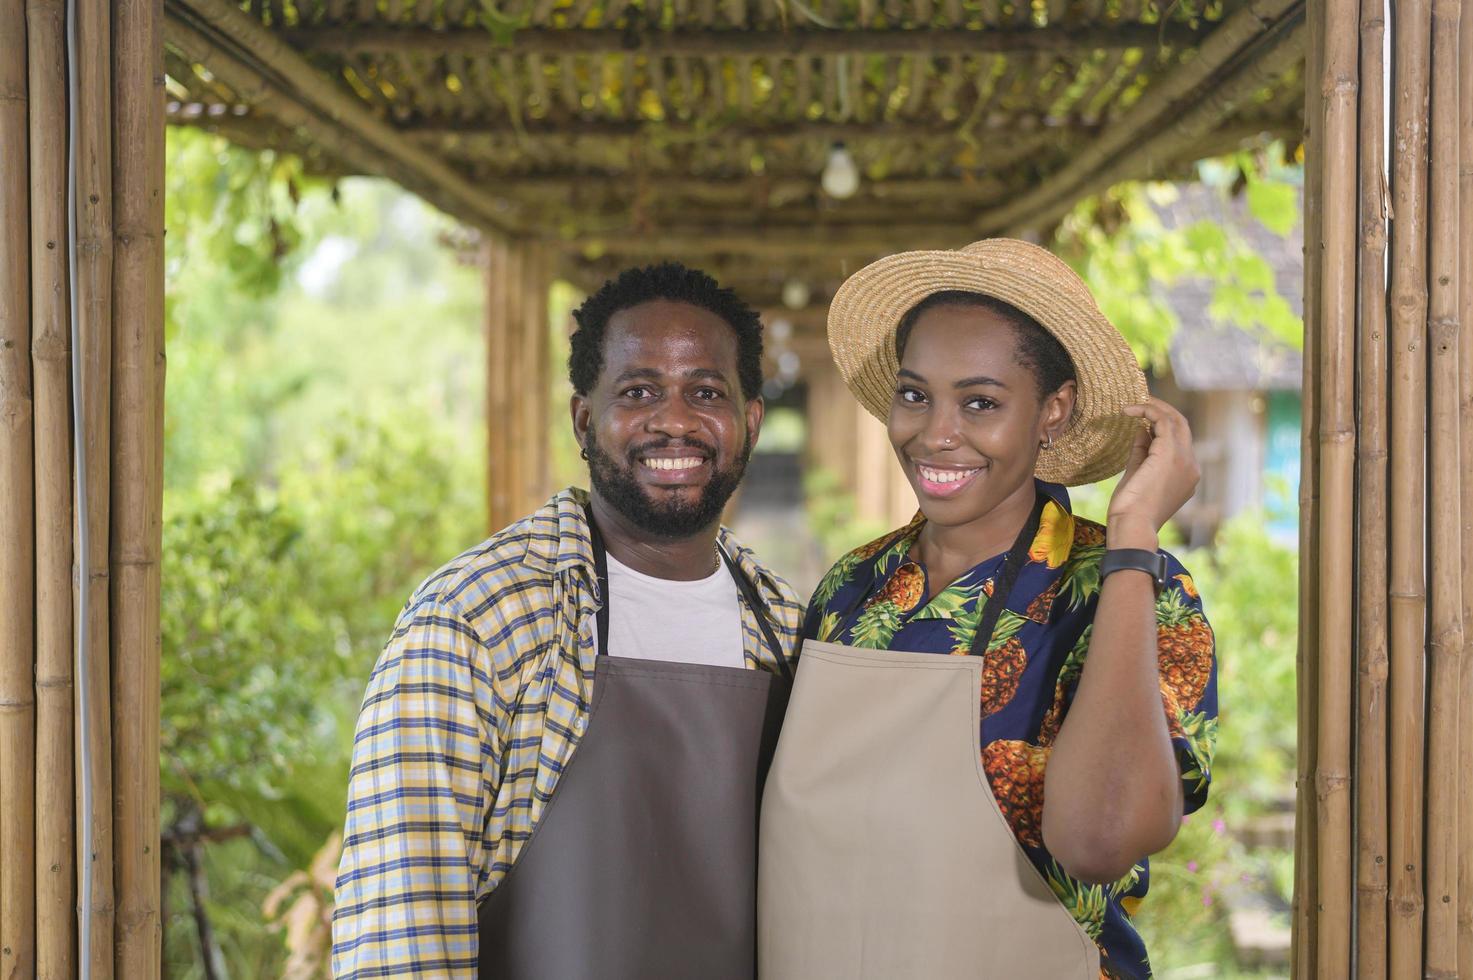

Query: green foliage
[1052,145,1304,371]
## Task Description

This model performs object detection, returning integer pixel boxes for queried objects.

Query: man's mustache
[624,438,717,462]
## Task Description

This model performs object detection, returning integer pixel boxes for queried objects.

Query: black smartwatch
[1099,548,1168,594]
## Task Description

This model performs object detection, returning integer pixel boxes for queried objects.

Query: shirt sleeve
[1156,553,1218,815]
[332,598,499,978]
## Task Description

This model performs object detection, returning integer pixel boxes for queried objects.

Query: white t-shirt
[599,551,746,668]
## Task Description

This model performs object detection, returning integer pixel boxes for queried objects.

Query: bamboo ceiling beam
[974,0,1306,233]
[163,0,517,234]
[411,116,1092,143]
[554,222,974,257]
[985,8,1307,234]
[282,23,1209,57]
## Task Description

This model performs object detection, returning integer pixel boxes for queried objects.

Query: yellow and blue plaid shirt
[332,487,802,978]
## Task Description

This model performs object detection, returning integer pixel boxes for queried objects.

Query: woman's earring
[1041,434,1053,450]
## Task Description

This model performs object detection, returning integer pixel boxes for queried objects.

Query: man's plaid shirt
[332,487,803,977]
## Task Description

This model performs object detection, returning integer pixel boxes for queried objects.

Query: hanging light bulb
[781,279,811,310]
[820,142,860,200]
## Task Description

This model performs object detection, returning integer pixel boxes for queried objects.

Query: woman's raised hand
[1106,398,1201,539]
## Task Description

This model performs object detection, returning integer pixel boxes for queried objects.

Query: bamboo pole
[1293,0,1325,970]
[1387,0,1432,970]
[77,0,116,971]
[1352,0,1389,966]
[1314,0,1359,972]
[0,0,37,975]
[1424,0,1463,972]
[281,22,1210,55]
[1458,1,1473,970]
[26,0,75,972]
[112,0,165,971]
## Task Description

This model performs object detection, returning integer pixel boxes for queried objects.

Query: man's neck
[589,492,721,581]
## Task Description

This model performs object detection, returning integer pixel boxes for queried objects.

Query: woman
[759,240,1217,980]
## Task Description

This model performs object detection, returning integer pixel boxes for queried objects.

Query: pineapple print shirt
[804,480,1218,980]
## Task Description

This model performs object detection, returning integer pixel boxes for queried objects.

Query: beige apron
[759,494,1100,979]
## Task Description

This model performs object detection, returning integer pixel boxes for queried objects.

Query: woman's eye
[966,397,999,412]
[898,387,927,404]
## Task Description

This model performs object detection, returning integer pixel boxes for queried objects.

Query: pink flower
[1212,818,1226,835]
[1202,892,1214,908]
[1187,861,1199,873]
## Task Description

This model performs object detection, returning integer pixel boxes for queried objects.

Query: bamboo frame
[165,0,517,234]
[1352,0,1389,967]
[1459,4,1473,972]
[1424,0,1463,972]
[1314,0,1359,973]
[1387,0,1432,970]
[973,0,1303,233]
[0,0,37,974]
[1293,0,1325,969]
[280,22,1208,55]
[993,10,1308,236]
[112,0,166,970]
[26,0,76,972]
[77,0,117,971]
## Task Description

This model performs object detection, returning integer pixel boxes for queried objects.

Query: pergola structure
[0,0,1469,975]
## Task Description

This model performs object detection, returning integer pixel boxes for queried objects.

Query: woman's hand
[1106,398,1200,542]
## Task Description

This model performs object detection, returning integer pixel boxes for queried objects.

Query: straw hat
[826,238,1149,486]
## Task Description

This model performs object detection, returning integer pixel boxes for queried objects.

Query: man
[332,263,801,978]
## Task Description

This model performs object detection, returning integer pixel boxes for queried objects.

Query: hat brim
[826,238,1149,487]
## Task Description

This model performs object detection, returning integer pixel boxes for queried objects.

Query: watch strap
[1099,547,1168,593]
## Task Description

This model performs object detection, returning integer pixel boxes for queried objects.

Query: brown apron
[758,494,1100,979]
[478,512,791,979]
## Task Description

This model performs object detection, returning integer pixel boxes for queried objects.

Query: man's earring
[580,447,589,461]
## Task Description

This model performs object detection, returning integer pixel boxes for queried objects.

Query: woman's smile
[910,459,986,498]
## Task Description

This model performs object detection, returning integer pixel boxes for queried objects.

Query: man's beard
[584,428,752,538]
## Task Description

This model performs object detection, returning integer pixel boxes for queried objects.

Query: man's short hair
[569,262,765,401]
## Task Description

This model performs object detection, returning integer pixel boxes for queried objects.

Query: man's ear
[571,394,591,453]
[744,394,766,450]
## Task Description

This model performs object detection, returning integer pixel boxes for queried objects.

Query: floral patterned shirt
[803,480,1218,980]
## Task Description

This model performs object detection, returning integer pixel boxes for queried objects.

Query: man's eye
[695,387,723,400]
[623,386,652,399]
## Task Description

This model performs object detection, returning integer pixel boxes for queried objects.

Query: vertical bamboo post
[1353,0,1390,967]
[1424,0,1463,973]
[1387,0,1433,971]
[1315,0,1360,972]
[1294,0,1326,971]
[111,0,165,972]
[76,0,115,971]
[486,236,515,533]
[0,0,38,975]
[27,0,75,972]
[1457,0,1473,970]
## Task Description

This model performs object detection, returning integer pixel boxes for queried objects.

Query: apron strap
[967,491,1049,660]
[586,504,791,678]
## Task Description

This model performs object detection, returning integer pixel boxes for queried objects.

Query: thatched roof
[162,0,1305,306]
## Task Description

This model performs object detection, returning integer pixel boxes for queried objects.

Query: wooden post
[0,0,38,974]
[520,245,552,514]
[486,236,513,533]
[1425,0,1463,972]
[111,0,165,971]
[1353,0,1390,967]
[1458,0,1473,970]
[27,0,75,972]
[1294,0,1325,970]
[1387,0,1433,971]
[76,0,116,971]
[1314,0,1359,971]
